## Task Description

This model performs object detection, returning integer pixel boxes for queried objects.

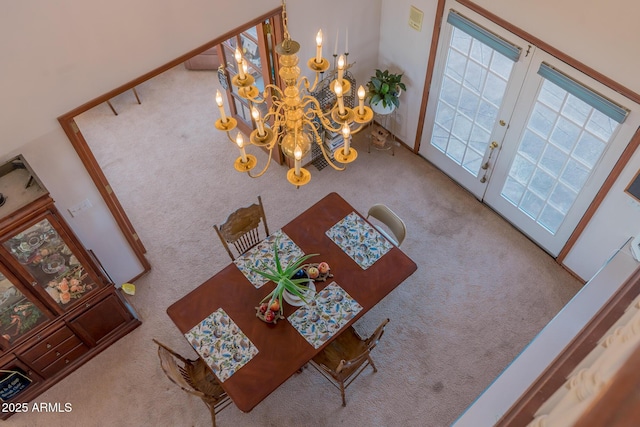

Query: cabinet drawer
[29,335,83,372]
[40,343,89,377]
[21,326,74,364]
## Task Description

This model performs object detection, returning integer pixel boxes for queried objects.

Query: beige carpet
[7,64,581,427]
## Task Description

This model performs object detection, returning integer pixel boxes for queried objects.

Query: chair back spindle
[214,196,269,261]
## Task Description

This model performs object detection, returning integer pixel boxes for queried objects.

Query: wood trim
[496,266,640,426]
[57,7,283,120]
[413,0,446,153]
[423,1,640,263]
[56,7,283,280]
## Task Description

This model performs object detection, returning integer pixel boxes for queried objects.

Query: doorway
[420,3,640,256]
[57,7,283,275]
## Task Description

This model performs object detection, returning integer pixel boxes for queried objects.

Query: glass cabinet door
[0,270,48,344]
[2,217,100,311]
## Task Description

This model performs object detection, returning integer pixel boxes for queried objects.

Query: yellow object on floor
[121,283,136,295]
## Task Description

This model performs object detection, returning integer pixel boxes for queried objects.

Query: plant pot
[371,101,396,115]
[283,280,316,307]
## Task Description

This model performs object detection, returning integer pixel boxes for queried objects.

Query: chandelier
[214,1,373,187]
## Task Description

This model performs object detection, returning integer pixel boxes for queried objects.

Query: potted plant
[365,69,407,115]
[252,237,318,323]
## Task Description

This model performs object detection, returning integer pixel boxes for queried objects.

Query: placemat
[185,308,258,382]
[288,281,363,349]
[234,229,305,288]
[325,211,393,269]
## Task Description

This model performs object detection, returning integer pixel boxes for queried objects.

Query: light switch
[68,198,93,217]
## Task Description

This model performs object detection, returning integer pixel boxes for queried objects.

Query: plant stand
[368,108,397,156]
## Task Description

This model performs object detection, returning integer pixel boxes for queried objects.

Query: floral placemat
[234,229,305,288]
[287,281,362,349]
[325,211,393,269]
[185,308,258,382]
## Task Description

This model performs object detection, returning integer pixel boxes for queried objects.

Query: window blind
[447,10,521,62]
[538,62,629,123]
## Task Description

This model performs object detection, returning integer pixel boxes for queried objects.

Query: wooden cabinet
[0,156,141,418]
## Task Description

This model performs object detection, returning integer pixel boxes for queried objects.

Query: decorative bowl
[302,263,333,282]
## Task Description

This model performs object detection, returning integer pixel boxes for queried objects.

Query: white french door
[421,2,640,256]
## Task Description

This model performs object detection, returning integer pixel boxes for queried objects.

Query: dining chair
[153,339,231,427]
[366,204,406,247]
[213,195,270,261]
[310,318,390,406]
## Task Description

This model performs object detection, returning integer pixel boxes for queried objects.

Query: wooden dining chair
[153,339,231,427]
[213,195,270,261]
[366,204,406,247]
[310,318,390,406]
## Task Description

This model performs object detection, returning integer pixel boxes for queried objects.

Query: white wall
[0,0,379,283]
[378,0,640,280]
[378,0,438,144]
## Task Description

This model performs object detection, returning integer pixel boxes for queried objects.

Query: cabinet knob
[32,281,37,287]
[85,303,91,308]
[55,351,61,357]
[46,343,52,349]
[65,359,70,364]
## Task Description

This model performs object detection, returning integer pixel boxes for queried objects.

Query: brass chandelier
[214,1,373,187]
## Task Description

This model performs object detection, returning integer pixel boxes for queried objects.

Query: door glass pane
[431,27,515,176]
[501,79,620,234]
[0,272,47,343]
[3,219,97,309]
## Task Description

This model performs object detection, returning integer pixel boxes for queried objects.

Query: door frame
[415,0,640,264]
[57,7,283,279]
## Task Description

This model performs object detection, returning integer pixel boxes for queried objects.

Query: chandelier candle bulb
[252,108,265,136]
[215,90,227,123]
[334,83,345,115]
[342,124,351,155]
[236,133,248,163]
[235,48,246,80]
[357,85,365,115]
[334,29,339,56]
[242,60,248,79]
[315,30,323,63]
[337,55,345,84]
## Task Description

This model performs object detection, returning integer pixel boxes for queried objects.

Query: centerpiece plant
[252,237,318,321]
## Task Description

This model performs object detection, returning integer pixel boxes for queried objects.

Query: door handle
[479,142,500,183]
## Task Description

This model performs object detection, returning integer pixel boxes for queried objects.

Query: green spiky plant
[251,237,318,315]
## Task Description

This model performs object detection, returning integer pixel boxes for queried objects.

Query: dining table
[166,192,417,412]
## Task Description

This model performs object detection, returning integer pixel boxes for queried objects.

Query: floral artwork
[325,211,393,270]
[45,267,95,305]
[185,308,258,382]
[0,300,47,342]
[3,218,96,308]
[234,230,305,288]
[287,281,362,349]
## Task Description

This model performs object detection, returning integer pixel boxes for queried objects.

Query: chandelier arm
[264,84,284,100]
[319,143,347,172]
[299,72,321,93]
[308,125,346,171]
[301,97,341,133]
[246,146,275,178]
[225,131,237,144]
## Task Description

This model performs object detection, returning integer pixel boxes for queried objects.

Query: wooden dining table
[166,192,417,412]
